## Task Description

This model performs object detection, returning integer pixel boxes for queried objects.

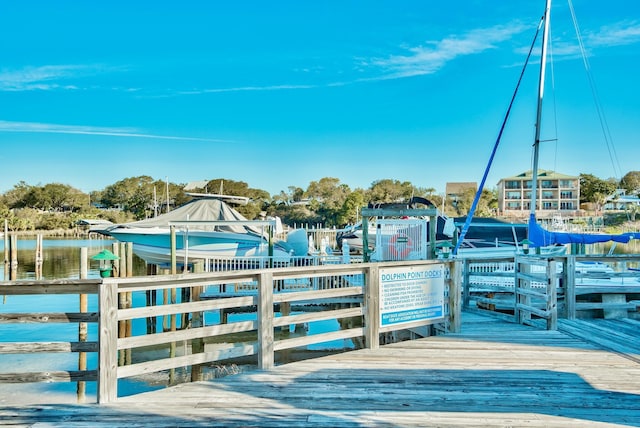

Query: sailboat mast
[530,0,552,218]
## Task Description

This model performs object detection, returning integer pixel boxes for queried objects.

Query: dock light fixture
[91,249,120,278]
[520,239,533,254]
[438,241,454,259]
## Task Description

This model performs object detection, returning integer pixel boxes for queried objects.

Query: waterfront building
[497,169,580,218]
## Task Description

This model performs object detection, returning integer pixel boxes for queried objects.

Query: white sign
[379,265,445,327]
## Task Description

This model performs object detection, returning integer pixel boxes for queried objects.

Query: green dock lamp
[92,249,120,278]
[520,239,533,255]
[438,241,454,259]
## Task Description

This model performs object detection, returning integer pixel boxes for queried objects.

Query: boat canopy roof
[112,197,263,235]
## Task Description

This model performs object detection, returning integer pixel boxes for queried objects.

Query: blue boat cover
[528,213,640,246]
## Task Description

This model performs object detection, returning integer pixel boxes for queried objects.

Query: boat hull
[105,227,294,266]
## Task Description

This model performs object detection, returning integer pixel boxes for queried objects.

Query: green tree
[620,171,640,194]
[579,174,617,204]
[367,179,414,203]
[338,188,367,226]
[306,177,351,227]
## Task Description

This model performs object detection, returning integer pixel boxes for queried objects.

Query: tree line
[1,171,639,232]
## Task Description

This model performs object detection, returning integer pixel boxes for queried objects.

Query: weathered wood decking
[2,311,640,427]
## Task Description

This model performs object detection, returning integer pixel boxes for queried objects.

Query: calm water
[0,236,350,404]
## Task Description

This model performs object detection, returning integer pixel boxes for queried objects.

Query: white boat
[97,196,308,267]
[454,0,640,258]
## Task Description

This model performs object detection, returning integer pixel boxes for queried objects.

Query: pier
[1,311,640,426]
[1,254,640,426]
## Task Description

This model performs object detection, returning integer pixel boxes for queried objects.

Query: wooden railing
[1,259,461,404]
[462,254,640,326]
[0,279,102,387]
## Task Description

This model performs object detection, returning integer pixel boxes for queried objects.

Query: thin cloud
[548,21,640,59]
[367,23,529,80]
[0,120,232,143]
[0,64,123,91]
[585,21,640,48]
[175,84,316,96]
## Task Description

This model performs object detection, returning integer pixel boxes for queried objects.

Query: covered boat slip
[2,312,640,427]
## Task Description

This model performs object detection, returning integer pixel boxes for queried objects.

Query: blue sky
[1,0,639,197]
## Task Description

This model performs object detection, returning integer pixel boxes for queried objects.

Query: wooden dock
[2,311,640,427]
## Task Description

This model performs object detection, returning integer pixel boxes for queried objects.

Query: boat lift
[360,206,440,262]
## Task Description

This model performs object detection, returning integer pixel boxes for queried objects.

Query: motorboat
[97,196,308,267]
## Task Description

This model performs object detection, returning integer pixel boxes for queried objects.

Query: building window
[542,191,554,199]
[506,191,521,200]
[506,202,521,209]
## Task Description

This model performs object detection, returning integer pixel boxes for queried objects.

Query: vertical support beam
[3,219,8,281]
[78,247,88,401]
[98,279,119,403]
[448,261,462,333]
[126,242,133,278]
[364,265,380,350]
[111,242,120,277]
[257,271,274,369]
[362,216,370,263]
[547,259,557,330]
[191,260,204,382]
[565,255,576,320]
[462,259,470,309]
[119,242,126,278]
[170,225,177,275]
[10,234,18,281]
[428,215,436,259]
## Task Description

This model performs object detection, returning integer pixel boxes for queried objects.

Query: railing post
[364,264,380,349]
[449,261,462,333]
[78,247,88,401]
[513,256,520,324]
[462,259,470,309]
[547,259,557,330]
[565,255,576,320]
[257,271,274,369]
[98,279,119,403]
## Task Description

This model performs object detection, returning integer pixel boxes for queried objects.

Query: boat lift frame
[360,207,439,262]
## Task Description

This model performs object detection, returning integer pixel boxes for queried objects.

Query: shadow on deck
[2,311,640,427]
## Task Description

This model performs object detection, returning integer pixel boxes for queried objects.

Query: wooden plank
[0,370,97,383]
[0,341,98,354]
[0,281,99,295]
[273,306,363,328]
[117,320,257,350]
[117,344,257,379]
[118,295,255,320]
[273,286,363,304]
[273,327,364,351]
[0,312,98,323]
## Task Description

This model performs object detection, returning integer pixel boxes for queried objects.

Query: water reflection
[1,236,147,280]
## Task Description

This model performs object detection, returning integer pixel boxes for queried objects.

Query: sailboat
[454,0,640,257]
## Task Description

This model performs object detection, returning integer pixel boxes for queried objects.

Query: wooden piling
[10,234,18,280]
[3,220,8,281]
[78,247,88,401]
[190,260,204,382]
[35,234,43,280]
